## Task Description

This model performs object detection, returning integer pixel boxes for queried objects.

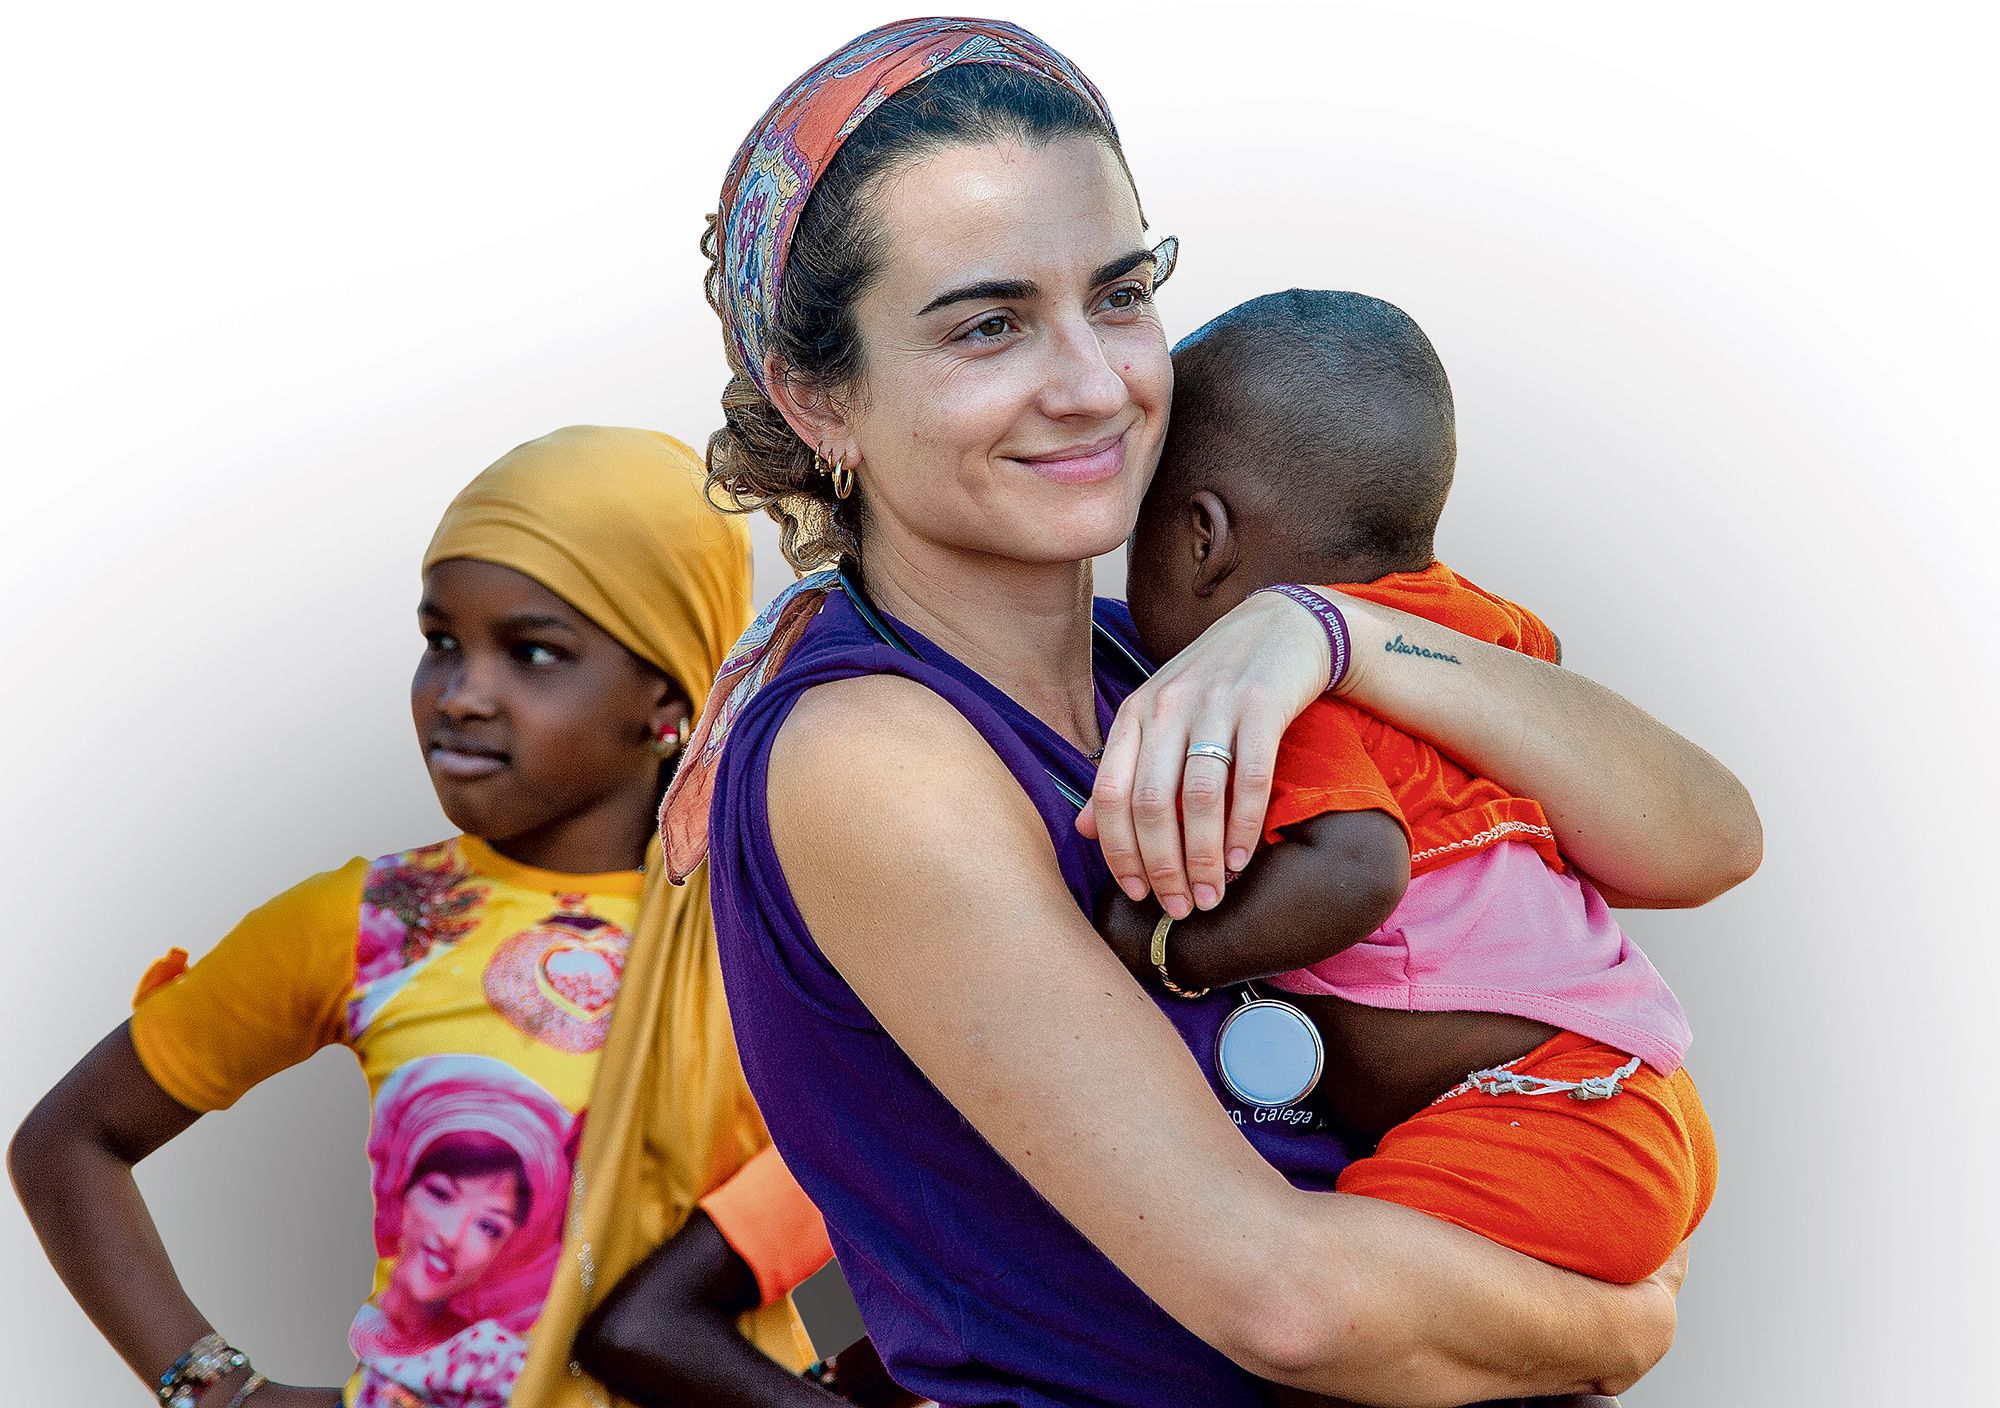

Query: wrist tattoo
[1384,633,1461,665]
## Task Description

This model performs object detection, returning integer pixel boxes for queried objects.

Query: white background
[3,2,1994,1403]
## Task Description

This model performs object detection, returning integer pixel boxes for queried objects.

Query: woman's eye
[423,631,458,653]
[476,1218,507,1241]
[513,642,562,667]
[1100,283,1151,313]
[962,313,1017,342]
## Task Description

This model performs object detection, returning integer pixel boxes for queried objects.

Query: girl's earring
[651,719,686,760]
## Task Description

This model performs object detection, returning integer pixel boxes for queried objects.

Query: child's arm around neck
[1095,809,1409,991]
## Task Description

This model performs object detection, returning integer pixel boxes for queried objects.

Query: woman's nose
[1038,315,1128,420]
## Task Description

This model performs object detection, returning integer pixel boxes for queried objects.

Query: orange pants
[1335,1029,1717,1283]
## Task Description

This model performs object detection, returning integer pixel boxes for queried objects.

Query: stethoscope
[836,565,1325,1111]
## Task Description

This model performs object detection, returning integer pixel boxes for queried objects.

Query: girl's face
[392,1166,523,1307]
[809,135,1172,571]
[412,559,679,871]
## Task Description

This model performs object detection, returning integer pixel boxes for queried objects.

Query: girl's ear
[764,355,862,468]
[649,676,693,742]
[1189,490,1240,598]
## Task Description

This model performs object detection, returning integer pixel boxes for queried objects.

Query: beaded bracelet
[1257,584,1352,693]
[156,1332,247,1408]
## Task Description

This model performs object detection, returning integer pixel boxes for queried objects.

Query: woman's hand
[1080,591,1331,919]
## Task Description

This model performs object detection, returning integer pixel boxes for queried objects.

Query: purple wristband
[1258,584,1351,692]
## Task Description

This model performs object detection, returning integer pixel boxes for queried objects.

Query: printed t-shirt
[708,593,1357,1408]
[130,834,829,1408]
[1260,564,1691,1073]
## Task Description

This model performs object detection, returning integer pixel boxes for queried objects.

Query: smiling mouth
[420,1245,455,1281]
[1013,429,1129,485]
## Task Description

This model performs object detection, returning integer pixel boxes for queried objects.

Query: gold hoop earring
[829,454,854,500]
[651,719,686,760]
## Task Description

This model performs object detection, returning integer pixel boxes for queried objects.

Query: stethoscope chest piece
[1215,992,1324,1109]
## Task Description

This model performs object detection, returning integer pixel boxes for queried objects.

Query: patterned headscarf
[714,16,1115,398]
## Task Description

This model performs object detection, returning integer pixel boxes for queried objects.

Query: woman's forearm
[1242,1191,1674,1405]
[1323,592,1762,906]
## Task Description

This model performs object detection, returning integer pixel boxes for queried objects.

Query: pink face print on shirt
[388,1136,527,1312]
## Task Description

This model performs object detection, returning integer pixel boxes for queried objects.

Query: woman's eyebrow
[1090,248,1155,286]
[918,276,1037,316]
[915,248,1159,317]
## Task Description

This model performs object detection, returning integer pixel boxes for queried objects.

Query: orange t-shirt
[1265,562,1564,876]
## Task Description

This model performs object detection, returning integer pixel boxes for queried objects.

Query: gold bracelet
[225,1372,268,1408]
[1149,912,1209,999]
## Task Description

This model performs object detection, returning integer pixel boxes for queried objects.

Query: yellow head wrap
[423,426,812,1403]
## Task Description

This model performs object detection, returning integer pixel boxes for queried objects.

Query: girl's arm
[576,1212,854,1407]
[769,676,1679,1407]
[8,1024,343,1407]
[1085,591,1761,920]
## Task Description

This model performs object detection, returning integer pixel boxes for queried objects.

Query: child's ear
[647,674,694,747]
[1189,490,1240,598]
[764,355,862,469]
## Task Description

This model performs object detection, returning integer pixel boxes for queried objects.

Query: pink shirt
[1264,840,1691,1073]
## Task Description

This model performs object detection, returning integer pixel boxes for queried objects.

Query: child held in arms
[1111,291,1718,1304]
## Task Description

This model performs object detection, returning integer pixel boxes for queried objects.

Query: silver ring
[1185,741,1234,766]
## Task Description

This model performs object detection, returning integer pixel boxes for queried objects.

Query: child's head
[1127,290,1456,663]
[414,426,752,868]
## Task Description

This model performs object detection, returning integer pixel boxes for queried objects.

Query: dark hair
[410,1131,530,1223]
[702,63,1132,570]
[1159,289,1456,578]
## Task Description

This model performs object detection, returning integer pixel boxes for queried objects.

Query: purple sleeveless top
[707,592,1356,1408]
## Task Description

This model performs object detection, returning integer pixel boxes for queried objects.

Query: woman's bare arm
[1324,592,1762,907]
[1085,592,1760,917]
[770,676,1676,1407]
[8,1025,342,1407]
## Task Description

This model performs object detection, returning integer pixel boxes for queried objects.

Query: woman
[10,428,854,1408]
[670,19,1760,1408]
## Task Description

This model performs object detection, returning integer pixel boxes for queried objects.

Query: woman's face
[827,135,1172,569]
[391,1166,524,1307]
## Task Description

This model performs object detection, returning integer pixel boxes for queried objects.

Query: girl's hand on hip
[1080,590,1332,916]
[239,1385,345,1407]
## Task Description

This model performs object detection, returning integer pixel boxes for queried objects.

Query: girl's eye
[424,631,458,653]
[513,642,563,667]
[476,1217,507,1242]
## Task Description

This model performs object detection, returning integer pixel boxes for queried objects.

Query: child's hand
[1091,889,1163,982]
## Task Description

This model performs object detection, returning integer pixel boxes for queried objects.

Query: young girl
[10,426,871,1408]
